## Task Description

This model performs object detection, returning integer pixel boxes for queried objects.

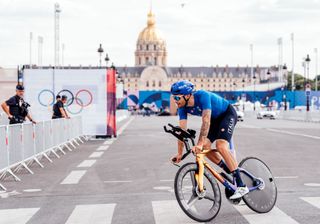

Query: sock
[218,160,231,174]
[232,169,245,187]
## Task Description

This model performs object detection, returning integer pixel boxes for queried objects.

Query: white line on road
[274,176,298,179]
[160,179,174,182]
[117,117,135,136]
[234,205,299,224]
[267,128,320,140]
[77,160,97,168]
[104,140,114,145]
[61,170,87,184]
[97,146,109,151]
[304,183,320,187]
[103,180,132,183]
[89,152,104,158]
[301,197,320,209]
[152,200,201,224]
[23,189,42,193]
[0,207,40,224]
[65,204,116,224]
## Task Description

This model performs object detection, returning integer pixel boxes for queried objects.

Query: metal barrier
[0,116,87,191]
[0,112,9,126]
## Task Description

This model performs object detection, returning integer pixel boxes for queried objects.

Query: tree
[286,72,319,90]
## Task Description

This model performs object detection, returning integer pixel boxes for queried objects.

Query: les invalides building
[117,10,274,94]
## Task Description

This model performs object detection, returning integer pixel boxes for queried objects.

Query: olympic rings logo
[38,89,93,115]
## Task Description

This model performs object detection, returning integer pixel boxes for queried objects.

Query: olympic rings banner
[23,69,108,135]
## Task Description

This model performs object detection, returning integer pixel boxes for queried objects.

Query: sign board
[23,68,108,135]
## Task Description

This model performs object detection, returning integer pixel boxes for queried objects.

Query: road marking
[275,176,298,179]
[89,152,104,158]
[304,183,320,187]
[103,180,132,183]
[301,197,320,209]
[97,146,109,151]
[234,205,299,224]
[152,200,200,224]
[117,117,135,136]
[61,170,87,184]
[104,140,114,145]
[77,160,97,168]
[65,204,116,224]
[0,190,21,199]
[0,207,40,224]
[160,179,174,182]
[153,186,172,191]
[23,189,42,193]
[267,128,320,140]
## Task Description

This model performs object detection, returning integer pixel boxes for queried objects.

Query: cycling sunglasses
[173,95,182,101]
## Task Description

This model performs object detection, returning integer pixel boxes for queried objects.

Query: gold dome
[137,10,165,42]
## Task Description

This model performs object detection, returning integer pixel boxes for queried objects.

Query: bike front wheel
[239,157,277,213]
[174,162,221,222]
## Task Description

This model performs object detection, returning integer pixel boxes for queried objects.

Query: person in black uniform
[1,85,36,124]
[52,95,70,119]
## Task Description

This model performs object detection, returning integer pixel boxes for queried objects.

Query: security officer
[1,85,36,124]
[52,95,70,119]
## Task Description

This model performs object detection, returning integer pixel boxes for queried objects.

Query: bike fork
[196,154,205,192]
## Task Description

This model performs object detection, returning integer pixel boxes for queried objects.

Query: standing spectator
[1,85,36,124]
[52,95,70,119]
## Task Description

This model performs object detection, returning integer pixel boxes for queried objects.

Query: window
[146,57,149,63]
[159,81,162,87]
[154,45,157,50]
[146,45,149,51]
[140,45,142,50]
[138,57,141,65]
[154,57,157,65]
[152,80,156,87]
[146,81,149,87]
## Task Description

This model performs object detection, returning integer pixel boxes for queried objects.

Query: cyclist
[170,80,248,199]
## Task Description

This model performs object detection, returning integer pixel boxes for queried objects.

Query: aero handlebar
[163,123,197,163]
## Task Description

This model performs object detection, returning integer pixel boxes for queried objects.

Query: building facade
[118,10,282,93]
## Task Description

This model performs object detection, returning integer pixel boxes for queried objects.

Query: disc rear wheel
[239,157,277,213]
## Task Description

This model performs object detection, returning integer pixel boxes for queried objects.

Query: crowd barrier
[0,116,87,191]
[279,110,320,123]
[0,112,8,126]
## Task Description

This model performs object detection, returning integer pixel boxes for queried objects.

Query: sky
[0,0,320,78]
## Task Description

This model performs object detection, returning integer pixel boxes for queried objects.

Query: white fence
[0,116,86,191]
[0,112,8,126]
[279,110,320,123]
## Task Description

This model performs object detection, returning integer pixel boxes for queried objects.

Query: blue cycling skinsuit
[178,90,237,151]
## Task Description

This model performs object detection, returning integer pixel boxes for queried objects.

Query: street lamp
[104,53,110,67]
[282,64,288,110]
[97,44,104,67]
[242,78,245,111]
[253,75,256,110]
[305,55,311,111]
[266,69,271,110]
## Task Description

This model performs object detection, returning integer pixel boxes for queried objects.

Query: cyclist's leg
[206,117,231,173]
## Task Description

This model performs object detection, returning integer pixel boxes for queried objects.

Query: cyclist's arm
[197,110,211,147]
[178,119,187,155]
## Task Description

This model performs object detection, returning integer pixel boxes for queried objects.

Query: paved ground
[0,115,320,224]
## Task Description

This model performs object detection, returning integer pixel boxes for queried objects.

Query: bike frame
[164,124,262,194]
[195,149,262,193]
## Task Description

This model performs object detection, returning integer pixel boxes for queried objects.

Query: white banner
[23,69,107,135]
